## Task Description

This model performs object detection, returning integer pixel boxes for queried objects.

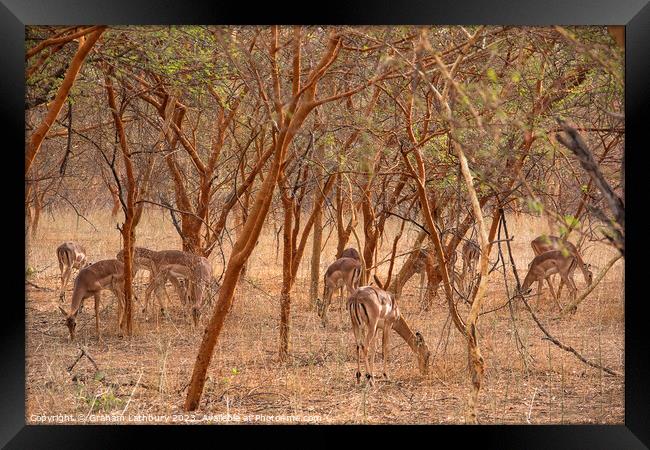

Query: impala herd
[52,233,592,385]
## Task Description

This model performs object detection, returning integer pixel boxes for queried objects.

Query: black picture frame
[5,1,649,447]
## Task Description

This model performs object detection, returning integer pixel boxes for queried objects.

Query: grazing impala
[143,250,214,326]
[316,257,362,326]
[530,235,593,298]
[116,247,188,308]
[56,241,90,301]
[58,259,125,341]
[348,284,430,385]
[519,250,590,311]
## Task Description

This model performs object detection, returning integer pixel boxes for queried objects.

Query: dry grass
[25,209,624,424]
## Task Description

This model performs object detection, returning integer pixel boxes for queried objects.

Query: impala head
[58,306,76,341]
[415,331,431,375]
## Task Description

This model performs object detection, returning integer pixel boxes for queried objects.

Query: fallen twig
[67,346,99,373]
[26,280,55,291]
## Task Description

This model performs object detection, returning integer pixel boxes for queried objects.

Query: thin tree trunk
[454,141,490,424]
[105,73,135,336]
[279,192,294,361]
[309,146,324,308]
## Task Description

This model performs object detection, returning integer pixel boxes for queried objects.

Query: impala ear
[58,306,68,317]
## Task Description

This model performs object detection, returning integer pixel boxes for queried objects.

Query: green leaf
[563,214,580,229]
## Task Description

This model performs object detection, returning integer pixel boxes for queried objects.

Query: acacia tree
[103,67,161,335]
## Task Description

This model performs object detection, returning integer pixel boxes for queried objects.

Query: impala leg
[556,278,565,300]
[58,263,66,300]
[145,271,164,316]
[153,270,169,315]
[558,271,577,313]
[159,279,172,315]
[356,344,362,384]
[342,283,354,325]
[144,279,155,316]
[558,265,576,300]
[545,276,556,299]
[170,276,185,305]
[545,277,562,311]
[382,324,390,379]
[60,266,72,301]
[321,286,333,327]
[364,320,378,386]
[94,292,101,341]
[349,303,363,384]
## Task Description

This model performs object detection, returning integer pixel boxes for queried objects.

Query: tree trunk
[120,221,135,335]
[309,144,324,308]
[238,200,249,277]
[454,141,490,424]
[106,72,136,336]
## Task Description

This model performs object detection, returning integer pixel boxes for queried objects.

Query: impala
[143,250,214,326]
[519,250,590,311]
[316,257,362,326]
[58,259,125,341]
[56,241,90,301]
[348,284,430,385]
[116,247,188,309]
[530,235,593,298]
